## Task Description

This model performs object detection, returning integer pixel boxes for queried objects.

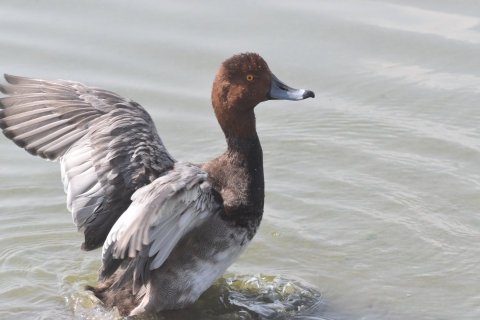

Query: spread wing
[0,74,176,250]
[100,162,220,292]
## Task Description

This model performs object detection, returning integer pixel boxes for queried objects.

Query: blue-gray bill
[268,74,315,101]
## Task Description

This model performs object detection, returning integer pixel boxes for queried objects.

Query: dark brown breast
[201,133,264,227]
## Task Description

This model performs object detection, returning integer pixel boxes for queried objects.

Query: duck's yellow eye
[246,75,254,81]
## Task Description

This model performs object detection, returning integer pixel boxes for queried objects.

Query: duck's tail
[86,270,142,316]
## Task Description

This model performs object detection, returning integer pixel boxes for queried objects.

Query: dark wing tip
[99,243,124,282]
[81,241,99,251]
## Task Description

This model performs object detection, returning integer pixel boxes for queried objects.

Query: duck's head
[212,53,314,137]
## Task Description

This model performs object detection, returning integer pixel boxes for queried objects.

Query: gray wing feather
[0,74,176,250]
[100,162,218,288]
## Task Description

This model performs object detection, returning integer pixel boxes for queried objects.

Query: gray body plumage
[130,206,253,314]
[96,161,254,315]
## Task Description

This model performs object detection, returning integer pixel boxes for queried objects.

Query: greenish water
[1,0,480,319]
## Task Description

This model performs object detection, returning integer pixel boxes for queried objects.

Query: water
[1,0,479,319]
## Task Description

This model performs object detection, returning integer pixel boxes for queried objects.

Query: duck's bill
[267,74,315,101]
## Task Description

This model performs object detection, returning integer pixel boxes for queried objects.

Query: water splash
[68,274,323,319]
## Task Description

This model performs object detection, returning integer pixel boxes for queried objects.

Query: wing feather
[99,162,219,289]
[0,74,175,250]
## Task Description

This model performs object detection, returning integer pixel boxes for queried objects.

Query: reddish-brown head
[211,53,314,138]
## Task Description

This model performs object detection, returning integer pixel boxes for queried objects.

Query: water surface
[1,0,480,319]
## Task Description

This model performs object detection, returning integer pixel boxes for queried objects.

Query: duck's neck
[203,132,265,223]
[224,132,265,220]
[225,132,263,165]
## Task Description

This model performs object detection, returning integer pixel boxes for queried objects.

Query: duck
[0,52,314,316]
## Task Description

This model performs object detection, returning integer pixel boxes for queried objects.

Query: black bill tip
[303,90,315,99]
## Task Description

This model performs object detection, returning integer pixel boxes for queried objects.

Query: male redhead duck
[0,53,314,316]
